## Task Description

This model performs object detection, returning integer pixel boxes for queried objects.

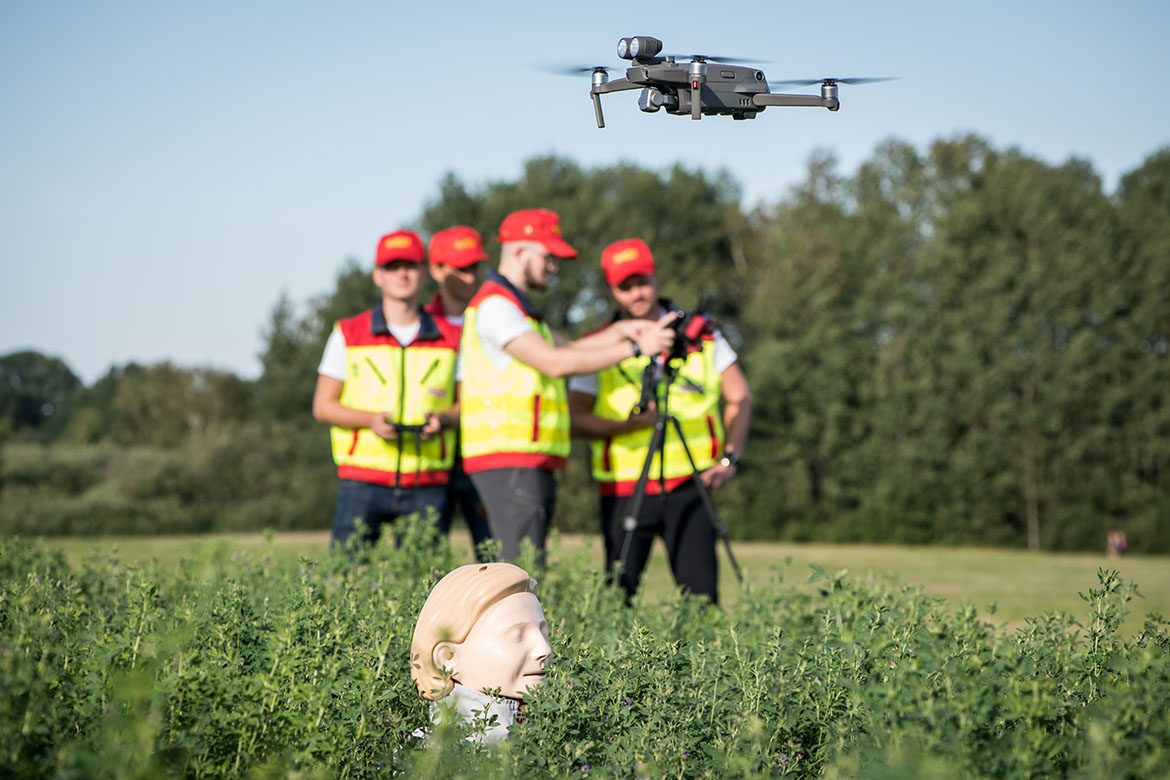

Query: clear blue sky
[2,0,1167,383]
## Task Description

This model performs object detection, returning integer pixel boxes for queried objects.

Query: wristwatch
[719,450,740,468]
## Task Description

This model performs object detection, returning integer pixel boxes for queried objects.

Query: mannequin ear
[433,641,458,675]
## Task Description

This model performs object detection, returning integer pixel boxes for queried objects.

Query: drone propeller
[541,64,613,76]
[769,76,899,89]
[663,53,767,65]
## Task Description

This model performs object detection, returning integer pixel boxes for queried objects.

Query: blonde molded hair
[409,562,537,700]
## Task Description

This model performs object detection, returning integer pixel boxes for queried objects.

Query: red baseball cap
[375,229,425,266]
[428,226,488,268]
[601,238,656,285]
[497,209,578,259]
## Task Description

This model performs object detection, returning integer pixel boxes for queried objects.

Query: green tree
[107,363,253,447]
[906,147,1120,549]
[1111,148,1170,551]
[0,351,81,438]
[739,150,877,538]
[255,262,378,423]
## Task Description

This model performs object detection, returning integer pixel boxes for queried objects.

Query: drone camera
[617,36,662,60]
[638,87,677,113]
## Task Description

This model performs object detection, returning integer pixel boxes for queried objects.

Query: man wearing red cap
[313,229,462,548]
[458,209,677,560]
[568,238,753,604]
[424,226,492,559]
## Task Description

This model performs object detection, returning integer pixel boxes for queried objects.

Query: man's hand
[608,318,646,341]
[633,311,678,356]
[623,401,656,432]
[420,412,445,440]
[370,412,399,440]
[699,460,736,489]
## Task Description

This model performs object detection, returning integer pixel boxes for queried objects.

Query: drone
[575,36,895,127]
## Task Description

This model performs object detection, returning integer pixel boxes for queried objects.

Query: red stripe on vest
[599,475,692,497]
[338,465,450,487]
[532,394,541,442]
[462,452,568,473]
[706,414,718,458]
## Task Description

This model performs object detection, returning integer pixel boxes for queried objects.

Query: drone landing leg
[591,93,606,128]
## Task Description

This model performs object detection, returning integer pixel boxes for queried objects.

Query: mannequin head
[410,563,552,701]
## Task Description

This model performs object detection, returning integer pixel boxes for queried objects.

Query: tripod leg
[665,416,744,584]
[615,414,668,589]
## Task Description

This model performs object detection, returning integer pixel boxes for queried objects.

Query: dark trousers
[469,467,556,562]
[435,467,493,561]
[330,479,448,548]
[602,480,718,604]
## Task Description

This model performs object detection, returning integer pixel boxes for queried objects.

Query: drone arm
[591,78,639,94]
[589,79,639,129]
[752,92,839,111]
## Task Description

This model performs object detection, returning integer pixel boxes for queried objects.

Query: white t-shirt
[566,329,738,396]
[454,295,535,380]
[317,321,420,380]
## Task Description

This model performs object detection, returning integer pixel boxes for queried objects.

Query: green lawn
[44,530,1169,634]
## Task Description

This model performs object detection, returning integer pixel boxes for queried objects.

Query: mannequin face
[444,592,551,699]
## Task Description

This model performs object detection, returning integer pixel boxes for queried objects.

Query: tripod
[613,359,744,593]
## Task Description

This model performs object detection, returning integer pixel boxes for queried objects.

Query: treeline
[2,135,1167,551]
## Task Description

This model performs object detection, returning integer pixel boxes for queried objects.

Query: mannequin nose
[532,632,552,663]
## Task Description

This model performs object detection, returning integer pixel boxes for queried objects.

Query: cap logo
[453,237,477,250]
[523,225,534,235]
[551,224,561,236]
[612,247,640,264]
[384,235,412,249]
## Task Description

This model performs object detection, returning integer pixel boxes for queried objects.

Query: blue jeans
[330,479,448,548]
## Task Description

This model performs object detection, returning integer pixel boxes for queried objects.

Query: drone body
[584,36,892,128]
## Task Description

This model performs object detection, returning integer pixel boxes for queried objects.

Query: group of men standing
[312,209,752,603]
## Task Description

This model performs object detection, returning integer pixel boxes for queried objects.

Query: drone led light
[631,36,662,59]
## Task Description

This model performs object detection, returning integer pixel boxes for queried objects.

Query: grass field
[43,529,1170,634]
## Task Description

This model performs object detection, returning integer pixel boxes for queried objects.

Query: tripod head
[631,301,715,413]
[665,305,714,364]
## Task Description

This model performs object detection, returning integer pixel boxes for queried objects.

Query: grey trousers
[468,467,556,562]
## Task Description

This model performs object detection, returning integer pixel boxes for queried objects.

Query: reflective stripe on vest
[459,290,569,472]
[329,315,457,487]
[590,339,724,496]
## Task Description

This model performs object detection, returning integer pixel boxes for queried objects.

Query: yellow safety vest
[590,336,724,496]
[460,278,569,472]
[329,307,459,487]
